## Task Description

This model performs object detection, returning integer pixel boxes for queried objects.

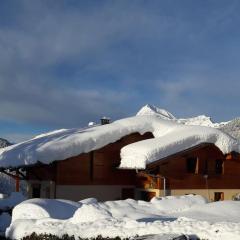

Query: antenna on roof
[101,116,110,125]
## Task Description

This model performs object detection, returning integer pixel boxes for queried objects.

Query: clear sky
[0,0,240,142]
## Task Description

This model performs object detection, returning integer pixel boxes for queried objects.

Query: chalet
[0,115,240,202]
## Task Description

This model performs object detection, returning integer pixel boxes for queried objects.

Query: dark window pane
[214,192,224,201]
[32,184,41,198]
[215,159,223,174]
[186,157,197,173]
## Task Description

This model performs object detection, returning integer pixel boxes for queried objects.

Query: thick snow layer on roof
[0,114,239,168]
[120,124,240,169]
[0,116,154,168]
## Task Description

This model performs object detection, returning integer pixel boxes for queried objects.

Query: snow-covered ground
[0,192,26,211]
[0,212,11,236]
[0,192,26,236]
[3,195,240,240]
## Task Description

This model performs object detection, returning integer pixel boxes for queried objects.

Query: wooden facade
[25,134,240,202]
[26,132,154,200]
[137,144,240,201]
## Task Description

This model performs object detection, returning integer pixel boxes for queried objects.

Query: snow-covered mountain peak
[0,138,11,148]
[136,104,176,120]
[137,105,230,128]
[178,115,216,127]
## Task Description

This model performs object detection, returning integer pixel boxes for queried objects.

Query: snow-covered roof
[0,114,239,169]
[120,125,239,169]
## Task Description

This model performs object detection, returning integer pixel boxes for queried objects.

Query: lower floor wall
[136,188,240,201]
[27,181,135,201]
[169,189,240,201]
[27,180,55,199]
[26,181,240,202]
[56,185,135,201]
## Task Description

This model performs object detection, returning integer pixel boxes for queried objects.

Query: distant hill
[0,138,12,148]
[219,118,240,140]
[0,138,15,194]
[0,138,26,196]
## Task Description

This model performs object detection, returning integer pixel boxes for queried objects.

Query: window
[32,184,41,198]
[186,157,197,173]
[215,159,223,174]
[203,159,208,174]
[214,192,224,201]
[45,186,50,199]
[92,152,107,180]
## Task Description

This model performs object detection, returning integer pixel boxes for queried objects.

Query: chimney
[101,116,110,125]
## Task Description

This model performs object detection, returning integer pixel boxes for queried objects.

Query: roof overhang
[146,142,224,170]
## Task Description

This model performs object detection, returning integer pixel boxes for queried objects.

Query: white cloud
[0,0,240,130]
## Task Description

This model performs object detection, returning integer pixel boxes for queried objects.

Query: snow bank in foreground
[150,195,208,213]
[0,115,239,169]
[79,197,98,205]
[0,192,26,210]
[71,204,112,223]
[12,198,81,221]
[178,200,240,223]
[99,195,207,220]
[6,195,240,240]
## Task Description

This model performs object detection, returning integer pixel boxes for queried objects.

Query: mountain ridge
[137,104,240,140]
[0,138,12,148]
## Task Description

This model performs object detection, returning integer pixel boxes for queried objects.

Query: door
[122,188,135,199]
[141,191,156,201]
[214,192,224,201]
[32,184,41,198]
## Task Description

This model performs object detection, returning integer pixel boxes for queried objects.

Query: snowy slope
[0,115,239,169]
[219,118,240,140]
[0,139,15,194]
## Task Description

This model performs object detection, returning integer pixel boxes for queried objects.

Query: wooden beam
[0,169,25,180]
[15,172,20,192]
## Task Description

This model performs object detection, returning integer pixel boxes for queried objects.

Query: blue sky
[0,0,240,142]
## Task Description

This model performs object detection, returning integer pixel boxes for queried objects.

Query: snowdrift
[5,195,240,240]
[177,200,240,222]
[12,198,81,221]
